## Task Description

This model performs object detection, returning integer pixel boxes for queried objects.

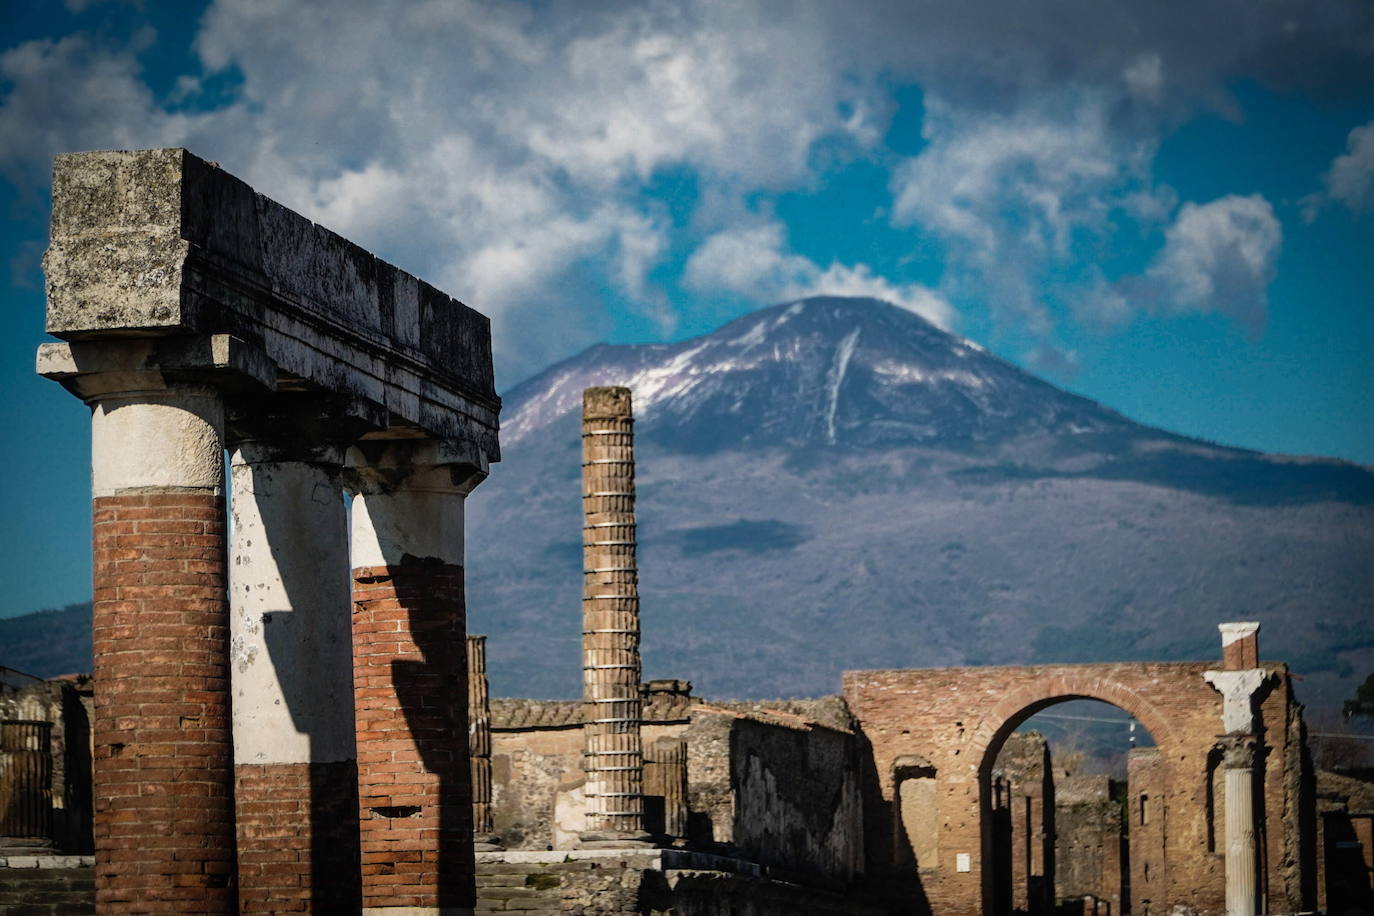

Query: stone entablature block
[43,147,499,456]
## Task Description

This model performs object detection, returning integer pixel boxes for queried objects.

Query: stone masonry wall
[491,722,688,850]
[475,850,881,915]
[684,703,864,885]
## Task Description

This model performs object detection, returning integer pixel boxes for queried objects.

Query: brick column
[466,635,501,851]
[580,387,650,845]
[348,441,486,916]
[88,382,236,914]
[228,407,361,913]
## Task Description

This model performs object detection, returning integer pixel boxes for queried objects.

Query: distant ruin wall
[684,704,863,884]
[0,677,92,855]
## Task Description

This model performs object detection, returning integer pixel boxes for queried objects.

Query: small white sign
[956,853,971,873]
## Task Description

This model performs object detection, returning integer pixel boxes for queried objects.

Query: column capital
[1204,668,1268,734]
[227,393,383,467]
[1217,733,1259,769]
[344,436,489,496]
[37,335,276,403]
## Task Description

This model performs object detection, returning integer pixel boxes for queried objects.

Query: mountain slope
[466,297,1374,709]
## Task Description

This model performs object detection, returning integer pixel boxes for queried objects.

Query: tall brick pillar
[227,405,362,912]
[466,635,500,850]
[71,374,237,914]
[580,387,650,845]
[1205,621,1266,916]
[348,440,487,916]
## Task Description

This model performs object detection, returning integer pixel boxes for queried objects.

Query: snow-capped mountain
[502,296,1139,451]
[465,297,1373,711]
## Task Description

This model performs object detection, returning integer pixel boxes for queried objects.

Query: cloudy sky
[2,0,1373,615]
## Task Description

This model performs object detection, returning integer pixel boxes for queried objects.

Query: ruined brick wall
[1128,748,1167,915]
[990,732,1054,915]
[1316,770,1374,913]
[684,703,863,884]
[1053,774,1122,912]
[843,662,1309,916]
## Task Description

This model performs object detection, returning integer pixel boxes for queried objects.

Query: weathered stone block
[43,148,499,454]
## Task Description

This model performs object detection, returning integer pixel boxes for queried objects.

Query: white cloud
[684,222,954,329]
[0,32,193,185]
[1,0,1370,381]
[1305,120,1374,219]
[1143,194,1282,333]
[891,95,1162,336]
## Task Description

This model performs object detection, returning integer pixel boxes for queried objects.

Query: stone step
[0,867,96,916]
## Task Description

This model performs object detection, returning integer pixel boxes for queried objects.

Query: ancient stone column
[580,387,649,845]
[227,404,362,912]
[1219,735,1259,916]
[348,440,486,916]
[83,377,237,914]
[467,634,500,850]
[1205,621,1266,916]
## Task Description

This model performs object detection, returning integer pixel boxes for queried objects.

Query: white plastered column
[91,381,225,494]
[228,440,355,765]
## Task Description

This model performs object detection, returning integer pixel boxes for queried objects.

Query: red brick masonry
[91,492,235,915]
[352,562,474,911]
[234,760,361,913]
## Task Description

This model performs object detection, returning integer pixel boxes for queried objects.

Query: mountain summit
[503,296,1137,452]
[469,297,1372,711]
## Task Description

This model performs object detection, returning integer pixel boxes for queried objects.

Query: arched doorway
[979,697,1161,915]
[969,677,1178,916]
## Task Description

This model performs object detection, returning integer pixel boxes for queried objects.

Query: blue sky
[1,0,1373,617]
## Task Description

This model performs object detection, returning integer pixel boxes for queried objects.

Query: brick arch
[969,672,1179,781]
[842,661,1242,916]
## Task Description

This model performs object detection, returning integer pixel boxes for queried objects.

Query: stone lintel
[43,148,499,461]
[227,392,387,465]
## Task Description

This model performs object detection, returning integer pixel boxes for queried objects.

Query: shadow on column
[389,561,473,911]
[261,611,363,912]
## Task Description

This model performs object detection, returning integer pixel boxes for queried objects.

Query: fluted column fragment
[580,387,649,844]
[467,634,501,850]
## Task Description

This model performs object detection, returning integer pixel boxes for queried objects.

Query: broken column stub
[467,635,501,851]
[227,399,369,913]
[1219,621,1260,670]
[43,148,500,454]
[580,386,651,846]
[347,439,487,915]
